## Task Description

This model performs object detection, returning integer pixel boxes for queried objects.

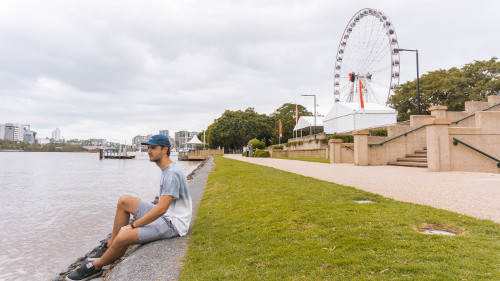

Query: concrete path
[225,155,500,223]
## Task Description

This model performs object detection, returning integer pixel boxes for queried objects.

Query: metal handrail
[452,102,500,124]
[453,138,500,168]
[369,125,425,147]
[367,102,500,147]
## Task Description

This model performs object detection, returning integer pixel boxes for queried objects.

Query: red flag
[296,104,299,124]
[359,80,365,109]
[279,120,283,137]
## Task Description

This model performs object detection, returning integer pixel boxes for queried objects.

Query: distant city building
[0,124,5,139]
[4,123,24,141]
[169,137,176,149]
[37,137,51,145]
[159,130,170,138]
[132,135,150,150]
[23,127,37,143]
[23,131,37,143]
[51,128,61,141]
[175,131,190,148]
[174,131,199,149]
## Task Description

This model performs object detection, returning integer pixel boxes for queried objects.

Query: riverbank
[53,157,213,281]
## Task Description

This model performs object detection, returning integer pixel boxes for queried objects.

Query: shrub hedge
[253,150,270,157]
[369,129,388,136]
[320,134,354,144]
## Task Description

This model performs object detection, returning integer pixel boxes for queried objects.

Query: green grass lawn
[272,157,330,163]
[181,156,500,280]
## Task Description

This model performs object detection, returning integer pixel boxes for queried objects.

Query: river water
[0,152,200,281]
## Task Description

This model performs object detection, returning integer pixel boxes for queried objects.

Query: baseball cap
[141,134,171,148]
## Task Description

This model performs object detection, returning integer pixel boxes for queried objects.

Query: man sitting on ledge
[67,134,192,281]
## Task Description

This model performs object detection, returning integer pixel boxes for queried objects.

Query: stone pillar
[429,105,448,119]
[353,130,370,166]
[329,139,342,164]
[423,118,451,172]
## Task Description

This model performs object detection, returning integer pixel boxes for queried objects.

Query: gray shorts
[134,200,179,244]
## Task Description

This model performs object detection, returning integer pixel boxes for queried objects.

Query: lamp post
[394,48,420,115]
[301,94,316,139]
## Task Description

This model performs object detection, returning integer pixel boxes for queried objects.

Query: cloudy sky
[1,0,498,142]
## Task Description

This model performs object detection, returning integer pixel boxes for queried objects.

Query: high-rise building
[159,130,170,138]
[23,130,37,143]
[175,130,190,148]
[51,128,61,141]
[4,123,23,141]
[132,135,150,150]
[0,124,5,140]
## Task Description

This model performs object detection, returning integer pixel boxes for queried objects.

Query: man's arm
[131,195,173,228]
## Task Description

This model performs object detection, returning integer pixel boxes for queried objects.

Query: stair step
[414,150,427,154]
[406,154,427,158]
[397,158,428,162]
[387,161,428,168]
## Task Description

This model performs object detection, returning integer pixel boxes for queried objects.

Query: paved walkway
[225,155,500,223]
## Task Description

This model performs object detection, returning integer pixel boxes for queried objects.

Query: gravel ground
[225,155,500,223]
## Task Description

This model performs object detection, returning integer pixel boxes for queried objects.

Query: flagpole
[279,119,282,145]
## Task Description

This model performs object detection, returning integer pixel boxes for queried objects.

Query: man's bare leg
[107,195,140,247]
[92,228,139,269]
[88,195,140,269]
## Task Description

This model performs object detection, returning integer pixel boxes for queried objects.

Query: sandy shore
[224,154,500,223]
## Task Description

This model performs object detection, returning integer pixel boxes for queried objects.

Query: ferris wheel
[333,8,400,105]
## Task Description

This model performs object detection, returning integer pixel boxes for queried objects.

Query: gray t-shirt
[160,163,192,236]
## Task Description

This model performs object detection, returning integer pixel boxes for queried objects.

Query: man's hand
[119,224,132,234]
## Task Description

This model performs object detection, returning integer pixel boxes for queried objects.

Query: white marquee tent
[187,135,203,144]
[293,116,324,137]
[323,102,397,134]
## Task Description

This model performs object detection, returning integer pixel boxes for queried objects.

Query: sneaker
[87,244,108,261]
[66,262,102,281]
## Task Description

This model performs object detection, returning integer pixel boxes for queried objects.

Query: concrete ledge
[422,118,452,126]
[353,130,369,135]
[429,105,448,111]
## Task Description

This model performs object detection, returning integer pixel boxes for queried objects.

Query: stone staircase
[388,148,428,168]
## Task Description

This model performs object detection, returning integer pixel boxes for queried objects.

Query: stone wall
[448,111,500,173]
[271,148,328,159]
[343,95,500,173]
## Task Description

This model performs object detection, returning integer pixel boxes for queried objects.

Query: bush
[253,150,270,157]
[285,141,303,147]
[247,138,265,149]
[270,145,283,150]
[369,129,388,136]
[253,141,265,149]
[321,134,354,144]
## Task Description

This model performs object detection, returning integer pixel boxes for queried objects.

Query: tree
[270,103,312,144]
[388,57,500,120]
[206,108,272,151]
